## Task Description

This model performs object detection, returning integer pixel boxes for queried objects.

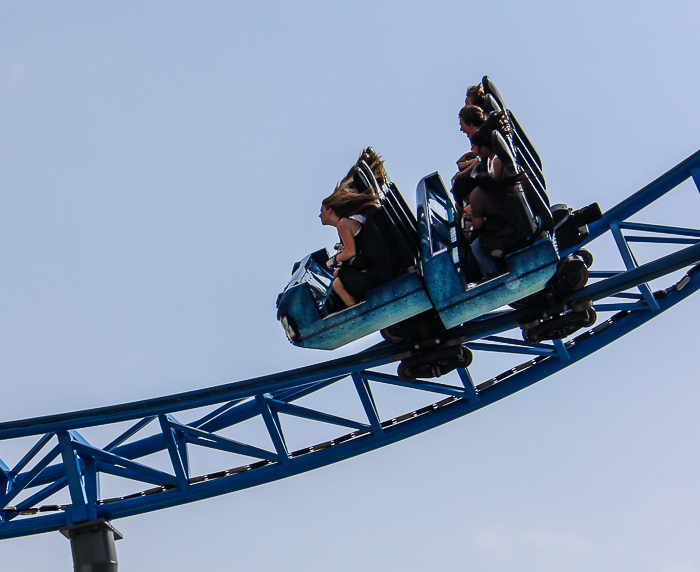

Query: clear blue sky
[2,2,700,570]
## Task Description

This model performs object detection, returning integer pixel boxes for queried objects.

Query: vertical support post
[82,456,99,521]
[60,518,123,572]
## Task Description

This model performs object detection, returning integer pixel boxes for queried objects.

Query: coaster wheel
[397,361,417,382]
[582,308,597,327]
[380,323,408,343]
[576,249,594,268]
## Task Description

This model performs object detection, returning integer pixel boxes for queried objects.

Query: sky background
[2,1,700,570]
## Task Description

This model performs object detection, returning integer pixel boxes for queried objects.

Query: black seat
[494,131,538,237]
[483,93,501,115]
[508,111,543,171]
[492,131,553,235]
[474,132,544,258]
[353,166,371,193]
[482,75,506,110]
[360,206,412,281]
[356,161,418,272]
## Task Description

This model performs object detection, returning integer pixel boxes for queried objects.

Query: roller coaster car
[415,172,559,331]
[276,170,583,352]
[277,78,603,357]
[276,171,434,350]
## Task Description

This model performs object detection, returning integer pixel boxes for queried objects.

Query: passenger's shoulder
[338,217,361,230]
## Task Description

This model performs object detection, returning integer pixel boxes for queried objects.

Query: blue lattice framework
[2,151,700,540]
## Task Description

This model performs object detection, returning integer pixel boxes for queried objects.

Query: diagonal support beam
[73,442,179,488]
[266,398,370,432]
[553,339,570,361]
[18,477,67,512]
[57,432,88,523]
[255,395,289,465]
[104,417,156,452]
[352,373,383,435]
[2,476,70,523]
[610,221,661,312]
[456,368,479,402]
[362,371,469,398]
[172,422,279,461]
[0,458,10,496]
[9,433,54,479]
[0,445,61,509]
[158,415,189,489]
[691,167,700,193]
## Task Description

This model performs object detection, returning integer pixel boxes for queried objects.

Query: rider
[319,183,378,308]
[458,172,527,279]
[465,83,486,109]
[453,106,486,181]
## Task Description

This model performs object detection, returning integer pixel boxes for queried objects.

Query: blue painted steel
[277,169,560,348]
[277,265,433,350]
[416,173,559,329]
[575,149,700,250]
[610,221,661,312]
[2,150,700,541]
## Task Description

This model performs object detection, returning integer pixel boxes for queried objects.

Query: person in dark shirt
[452,105,487,223]
[458,173,526,279]
[320,181,380,308]
[453,105,486,180]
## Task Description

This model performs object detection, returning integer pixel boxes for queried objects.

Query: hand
[456,151,478,165]
[452,169,468,183]
[461,205,473,231]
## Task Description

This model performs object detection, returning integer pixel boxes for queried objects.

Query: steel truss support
[1,149,700,544]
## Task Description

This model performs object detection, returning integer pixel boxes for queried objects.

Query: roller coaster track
[2,150,700,542]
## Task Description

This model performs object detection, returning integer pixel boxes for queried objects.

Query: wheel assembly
[397,338,472,382]
[380,323,408,344]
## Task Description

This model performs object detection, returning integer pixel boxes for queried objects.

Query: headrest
[491,131,517,176]
[353,166,371,193]
[484,93,501,114]
[508,111,542,170]
[357,160,380,192]
[471,159,488,177]
[482,75,506,110]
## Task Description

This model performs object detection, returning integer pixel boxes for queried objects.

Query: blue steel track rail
[1,150,700,540]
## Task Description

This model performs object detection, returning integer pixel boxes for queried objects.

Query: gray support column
[60,519,123,572]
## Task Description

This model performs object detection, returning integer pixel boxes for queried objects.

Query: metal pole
[60,518,122,572]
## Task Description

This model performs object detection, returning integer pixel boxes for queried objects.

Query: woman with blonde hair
[319,175,380,308]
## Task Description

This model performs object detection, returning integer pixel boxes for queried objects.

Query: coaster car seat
[476,131,542,258]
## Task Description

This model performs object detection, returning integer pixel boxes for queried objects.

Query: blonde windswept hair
[322,148,385,218]
[338,147,387,189]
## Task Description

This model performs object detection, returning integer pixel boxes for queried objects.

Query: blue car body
[276,250,432,350]
[277,173,559,349]
[416,173,559,330]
